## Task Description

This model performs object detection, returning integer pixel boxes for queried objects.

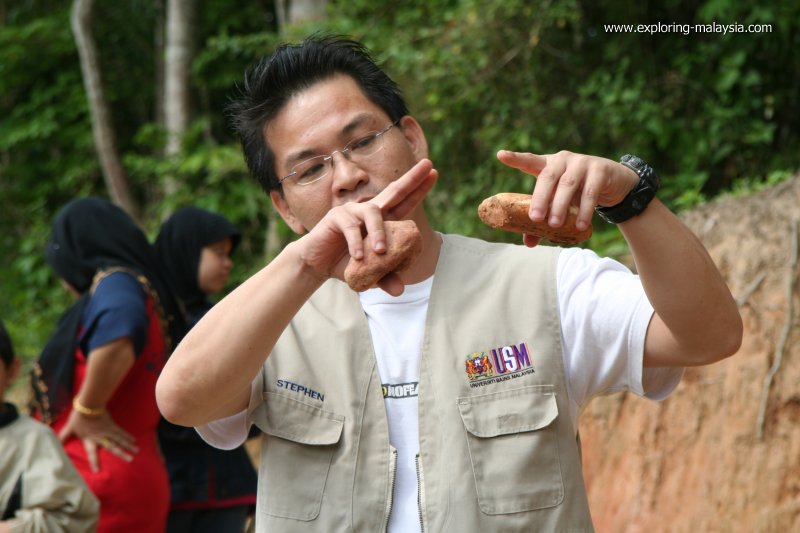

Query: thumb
[497,150,547,175]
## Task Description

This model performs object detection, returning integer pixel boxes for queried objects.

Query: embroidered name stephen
[276,379,325,401]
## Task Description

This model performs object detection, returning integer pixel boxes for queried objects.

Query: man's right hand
[295,158,437,294]
[158,159,436,426]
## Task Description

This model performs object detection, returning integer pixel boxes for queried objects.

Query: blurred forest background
[1,0,798,368]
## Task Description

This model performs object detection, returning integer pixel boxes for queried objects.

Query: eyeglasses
[279,121,399,186]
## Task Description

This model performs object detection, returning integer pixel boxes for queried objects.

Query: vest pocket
[457,385,564,514]
[252,392,344,520]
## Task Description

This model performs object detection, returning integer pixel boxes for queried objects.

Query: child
[0,319,99,532]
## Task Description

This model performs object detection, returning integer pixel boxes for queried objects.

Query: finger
[360,203,387,253]
[373,159,436,216]
[85,440,100,473]
[112,432,138,453]
[340,221,367,260]
[326,206,369,260]
[383,168,438,221]
[105,440,134,462]
[529,156,565,222]
[576,170,602,231]
[496,150,547,175]
[376,272,405,296]
[523,234,542,248]
[549,162,587,227]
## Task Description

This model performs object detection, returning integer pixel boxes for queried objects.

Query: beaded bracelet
[72,397,106,417]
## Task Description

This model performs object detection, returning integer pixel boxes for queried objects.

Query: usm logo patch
[465,342,535,388]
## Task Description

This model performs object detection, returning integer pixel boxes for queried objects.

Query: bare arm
[619,199,743,366]
[58,337,138,472]
[156,245,324,427]
[156,159,438,427]
[497,150,742,367]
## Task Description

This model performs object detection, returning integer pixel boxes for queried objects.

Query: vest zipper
[416,454,426,533]
[383,448,398,533]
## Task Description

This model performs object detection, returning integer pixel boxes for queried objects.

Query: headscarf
[0,319,17,424]
[0,318,14,368]
[31,197,188,422]
[154,207,240,321]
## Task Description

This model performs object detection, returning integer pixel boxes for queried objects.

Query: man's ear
[270,190,306,234]
[398,115,429,161]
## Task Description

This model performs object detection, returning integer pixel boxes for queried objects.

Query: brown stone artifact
[344,220,423,291]
[478,192,593,245]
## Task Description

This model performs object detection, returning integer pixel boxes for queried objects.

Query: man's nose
[330,151,368,193]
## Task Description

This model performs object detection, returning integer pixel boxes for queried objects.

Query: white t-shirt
[359,277,431,533]
[197,246,684,532]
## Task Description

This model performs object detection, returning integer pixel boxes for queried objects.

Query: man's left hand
[497,150,638,246]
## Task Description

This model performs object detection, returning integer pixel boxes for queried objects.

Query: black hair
[0,319,14,368]
[228,34,409,193]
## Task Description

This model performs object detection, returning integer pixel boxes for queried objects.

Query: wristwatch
[596,154,661,224]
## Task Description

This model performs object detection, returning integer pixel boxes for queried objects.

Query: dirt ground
[580,175,800,533]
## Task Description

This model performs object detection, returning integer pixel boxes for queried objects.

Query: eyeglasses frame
[278,120,401,187]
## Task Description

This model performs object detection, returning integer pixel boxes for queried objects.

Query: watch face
[622,155,660,189]
[628,155,645,168]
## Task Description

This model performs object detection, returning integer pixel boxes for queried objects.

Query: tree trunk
[164,0,193,156]
[275,0,327,27]
[71,0,139,219]
[163,0,195,197]
[154,0,166,129]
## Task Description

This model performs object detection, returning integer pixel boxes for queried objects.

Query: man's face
[266,74,427,233]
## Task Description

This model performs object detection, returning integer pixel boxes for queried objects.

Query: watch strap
[595,155,660,224]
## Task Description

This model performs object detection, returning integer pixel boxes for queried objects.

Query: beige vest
[0,411,99,531]
[249,234,594,532]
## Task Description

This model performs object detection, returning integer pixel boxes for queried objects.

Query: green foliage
[124,120,270,287]
[325,0,799,243]
[1,0,798,363]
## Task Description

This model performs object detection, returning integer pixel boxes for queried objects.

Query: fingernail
[530,209,544,220]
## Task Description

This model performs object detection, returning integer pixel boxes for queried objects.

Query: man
[156,35,742,532]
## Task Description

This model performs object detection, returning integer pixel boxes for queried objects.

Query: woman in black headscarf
[30,197,187,533]
[154,207,241,325]
[154,207,257,533]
